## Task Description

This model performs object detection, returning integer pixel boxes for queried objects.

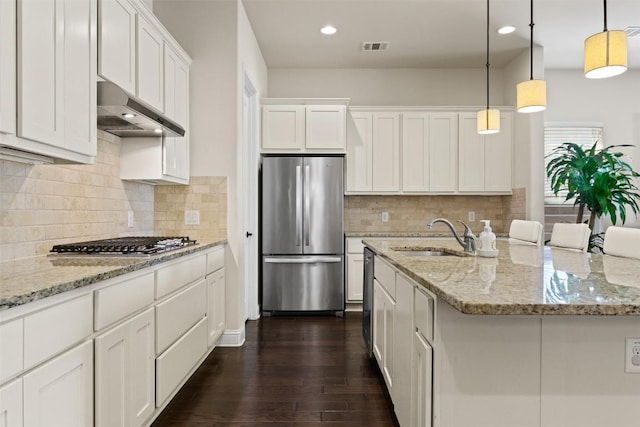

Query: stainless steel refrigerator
[261,156,344,314]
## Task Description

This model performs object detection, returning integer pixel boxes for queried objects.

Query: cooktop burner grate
[50,236,197,256]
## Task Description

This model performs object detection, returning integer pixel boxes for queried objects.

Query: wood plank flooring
[151,313,399,426]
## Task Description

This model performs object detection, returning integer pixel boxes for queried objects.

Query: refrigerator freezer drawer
[262,256,344,312]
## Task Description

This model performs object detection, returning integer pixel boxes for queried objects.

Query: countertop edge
[0,239,227,311]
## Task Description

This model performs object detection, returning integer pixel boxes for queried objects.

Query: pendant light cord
[485,0,490,110]
[603,0,608,31]
[529,0,534,80]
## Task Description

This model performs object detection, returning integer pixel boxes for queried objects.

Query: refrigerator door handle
[264,256,342,264]
[295,165,302,246]
[304,164,311,246]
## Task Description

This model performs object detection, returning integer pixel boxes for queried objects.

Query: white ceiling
[242,0,640,70]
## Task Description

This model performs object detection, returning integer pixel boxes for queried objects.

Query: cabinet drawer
[346,238,365,254]
[0,319,23,383]
[374,257,396,299]
[206,247,224,274]
[94,272,154,331]
[24,294,92,370]
[156,279,207,355]
[156,254,206,299]
[415,287,434,344]
[156,317,207,406]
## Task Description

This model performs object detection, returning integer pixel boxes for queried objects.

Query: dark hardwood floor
[151,312,399,426]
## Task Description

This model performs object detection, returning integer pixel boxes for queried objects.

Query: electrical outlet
[468,211,475,222]
[625,338,640,373]
[127,211,134,228]
[185,210,200,225]
[381,212,389,223]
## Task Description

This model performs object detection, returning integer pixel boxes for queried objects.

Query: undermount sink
[393,249,456,257]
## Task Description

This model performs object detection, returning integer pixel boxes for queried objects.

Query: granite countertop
[0,238,227,311]
[346,232,509,238]
[364,238,640,316]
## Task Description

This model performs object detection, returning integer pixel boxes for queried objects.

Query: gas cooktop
[50,236,197,256]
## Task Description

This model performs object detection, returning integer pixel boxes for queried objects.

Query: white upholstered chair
[603,226,640,260]
[508,219,544,246]
[547,223,591,253]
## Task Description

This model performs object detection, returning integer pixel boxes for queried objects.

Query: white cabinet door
[0,378,22,427]
[372,112,400,192]
[95,308,154,427]
[0,0,16,135]
[459,112,512,193]
[207,268,226,347]
[305,105,346,151]
[98,0,136,94]
[136,15,164,112]
[484,114,512,192]
[393,274,415,427]
[381,284,396,392]
[346,253,364,302]
[261,105,305,151]
[23,341,93,427]
[346,111,373,192]
[428,113,458,192]
[402,113,430,192]
[373,279,395,392]
[412,332,433,427]
[163,44,190,180]
[18,0,96,157]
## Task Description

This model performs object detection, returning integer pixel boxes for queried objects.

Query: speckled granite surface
[346,232,509,238]
[364,238,640,316]
[0,239,226,311]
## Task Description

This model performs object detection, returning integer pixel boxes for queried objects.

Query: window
[544,125,604,204]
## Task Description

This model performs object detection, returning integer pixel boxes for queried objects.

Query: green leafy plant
[546,141,640,232]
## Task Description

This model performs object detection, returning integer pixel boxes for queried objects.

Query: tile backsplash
[0,131,155,260]
[345,188,526,235]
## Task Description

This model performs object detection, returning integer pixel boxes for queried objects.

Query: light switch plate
[625,338,640,373]
[381,212,389,223]
[185,210,200,225]
[127,211,134,228]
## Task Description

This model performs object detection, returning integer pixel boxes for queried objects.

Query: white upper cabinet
[372,112,400,192]
[0,0,16,136]
[163,43,190,181]
[458,112,512,193]
[98,0,137,94]
[136,15,164,112]
[402,112,457,193]
[261,99,348,153]
[346,112,373,192]
[17,0,97,159]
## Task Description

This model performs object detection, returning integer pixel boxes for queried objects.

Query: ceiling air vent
[362,41,390,52]
[625,26,640,38]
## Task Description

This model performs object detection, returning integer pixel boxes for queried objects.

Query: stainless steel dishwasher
[362,247,374,357]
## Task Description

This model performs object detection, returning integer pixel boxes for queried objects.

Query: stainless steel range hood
[97,81,185,138]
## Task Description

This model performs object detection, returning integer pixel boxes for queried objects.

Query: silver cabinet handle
[264,257,341,264]
[304,164,310,246]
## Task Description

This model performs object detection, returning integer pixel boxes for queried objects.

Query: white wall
[268,68,505,106]
[155,0,267,339]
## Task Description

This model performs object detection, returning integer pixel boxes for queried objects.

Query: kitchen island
[364,238,640,427]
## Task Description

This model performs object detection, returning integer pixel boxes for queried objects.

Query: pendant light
[477,0,500,134]
[517,0,546,113]
[584,0,628,79]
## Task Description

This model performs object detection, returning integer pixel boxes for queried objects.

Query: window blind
[544,127,604,202]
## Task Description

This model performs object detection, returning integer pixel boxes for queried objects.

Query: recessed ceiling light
[498,26,516,35]
[122,113,135,119]
[154,128,163,134]
[320,25,337,35]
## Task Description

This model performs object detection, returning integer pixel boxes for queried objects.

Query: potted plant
[545,142,640,250]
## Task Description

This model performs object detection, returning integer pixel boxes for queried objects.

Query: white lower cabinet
[95,308,155,427]
[0,378,22,427]
[23,340,93,427]
[207,268,226,347]
[412,331,432,427]
[346,253,364,302]
[393,274,415,427]
[373,279,395,391]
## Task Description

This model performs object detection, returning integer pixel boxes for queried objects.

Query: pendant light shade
[477,0,500,134]
[584,30,628,78]
[517,0,547,113]
[477,109,501,134]
[584,0,628,79]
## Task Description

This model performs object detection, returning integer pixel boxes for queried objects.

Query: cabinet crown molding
[261,98,350,106]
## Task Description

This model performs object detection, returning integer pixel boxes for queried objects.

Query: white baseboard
[217,327,245,347]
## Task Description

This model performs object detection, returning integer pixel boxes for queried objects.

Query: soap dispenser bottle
[478,220,497,256]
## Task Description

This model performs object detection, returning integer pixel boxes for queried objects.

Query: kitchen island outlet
[365,238,640,427]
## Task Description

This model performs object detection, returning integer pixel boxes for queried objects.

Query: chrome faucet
[428,218,477,254]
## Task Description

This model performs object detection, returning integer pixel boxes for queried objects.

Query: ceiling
[242,0,640,70]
